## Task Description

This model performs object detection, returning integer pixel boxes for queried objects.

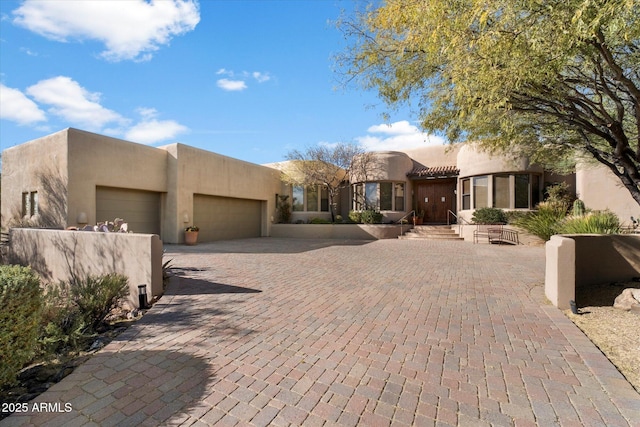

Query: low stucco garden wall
[545,234,640,309]
[270,224,408,240]
[9,228,163,308]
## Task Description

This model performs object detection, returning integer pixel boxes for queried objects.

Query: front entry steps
[398,225,464,240]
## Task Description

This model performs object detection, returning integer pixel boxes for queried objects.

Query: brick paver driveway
[4,238,639,426]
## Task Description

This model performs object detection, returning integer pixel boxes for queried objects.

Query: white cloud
[356,120,446,151]
[26,76,125,130]
[0,83,47,125]
[216,78,247,92]
[12,0,200,62]
[215,69,271,91]
[125,119,187,144]
[252,72,271,83]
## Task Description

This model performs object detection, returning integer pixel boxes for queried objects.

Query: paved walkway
[3,238,639,426]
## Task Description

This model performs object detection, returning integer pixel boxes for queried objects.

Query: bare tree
[284,143,376,222]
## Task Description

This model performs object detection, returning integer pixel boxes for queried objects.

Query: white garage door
[193,194,262,242]
[96,187,161,235]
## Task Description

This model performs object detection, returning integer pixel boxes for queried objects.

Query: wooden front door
[415,179,457,224]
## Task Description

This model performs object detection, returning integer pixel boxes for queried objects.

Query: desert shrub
[471,207,507,224]
[0,266,43,388]
[544,182,574,206]
[512,202,567,241]
[560,211,621,235]
[504,210,528,224]
[71,274,129,331]
[348,210,361,223]
[360,209,383,224]
[39,290,90,356]
[39,274,129,355]
[309,217,332,224]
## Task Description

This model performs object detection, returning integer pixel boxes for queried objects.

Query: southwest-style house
[2,128,637,242]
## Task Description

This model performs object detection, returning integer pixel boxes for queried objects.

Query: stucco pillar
[545,235,575,310]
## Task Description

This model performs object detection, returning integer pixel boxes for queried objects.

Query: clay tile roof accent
[407,165,460,177]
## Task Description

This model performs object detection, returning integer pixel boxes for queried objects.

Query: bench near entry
[473,224,520,245]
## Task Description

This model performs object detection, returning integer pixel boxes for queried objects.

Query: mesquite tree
[339,0,640,206]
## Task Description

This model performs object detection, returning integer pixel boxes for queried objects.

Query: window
[493,175,510,208]
[22,191,38,217]
[514,174,530,209]
[531,175,540,207]
[462,179,471,210]
[473,176,489,208]
[352,182,406,211]
[291,185,330,212]
[465,173,541,210]
[394,183,405,211]
[307,186,318,211]
[321,187,329,211]
[292,186,304,211]
[365,183,378,209]
[380,182,393,211]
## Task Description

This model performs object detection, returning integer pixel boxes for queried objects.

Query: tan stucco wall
[401,144,461,168]
[1,129,70,228]
[162,143,282,243]
[351,151,414,182]
[576,162,638,226]
[9,228,163,308]
[1,129,283,244]
[271,224,406,239]
[67,129,168,229]
[457,145,543,178]
[545,234,640,309]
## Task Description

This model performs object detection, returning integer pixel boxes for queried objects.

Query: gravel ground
[566,281,640,394]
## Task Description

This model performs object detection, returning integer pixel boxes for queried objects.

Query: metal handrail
[396,210,416,236]
[447,210,471,226]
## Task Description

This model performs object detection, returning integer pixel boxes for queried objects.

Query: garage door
[96,187,161,235]
[193,194,262,242]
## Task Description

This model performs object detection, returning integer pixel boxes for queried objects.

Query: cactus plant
[572,199,586,217]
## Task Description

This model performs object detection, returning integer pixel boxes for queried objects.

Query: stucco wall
[163,143,282,243]
[67,129,168,229]
[1,129,70,229]
[351,151,414,182]
[576,162,638,226]
[457,145,544,178]
[545,234,640,309]
[271,224,406,239]
[9,228,163,308]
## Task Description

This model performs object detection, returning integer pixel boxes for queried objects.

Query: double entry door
[414,178,457,224]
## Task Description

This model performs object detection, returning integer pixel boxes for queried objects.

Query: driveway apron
[3,238,639,426]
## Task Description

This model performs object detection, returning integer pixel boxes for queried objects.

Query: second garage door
[193,194,262,242]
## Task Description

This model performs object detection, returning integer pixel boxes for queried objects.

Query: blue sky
[0,0,443,165]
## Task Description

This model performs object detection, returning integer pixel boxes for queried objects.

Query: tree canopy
[339,0,640,206]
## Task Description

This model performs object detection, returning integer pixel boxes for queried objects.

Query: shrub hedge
[0,266,42,389]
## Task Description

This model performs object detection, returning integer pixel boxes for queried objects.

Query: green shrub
[572,199,586,217]
[348,210,361,223]
[39,274,129,355]
[72,274,129,331]
[360,209,383,224]
[471,207,507,224]
[504,210,528,224]
[560,210,621,234]
[39,293,90,356]
[0,266,43,388]
[512,202,567,241]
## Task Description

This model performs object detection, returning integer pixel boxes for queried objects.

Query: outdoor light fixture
[138,284,148,309]
[76,212,88,226]
[183,213,190,223]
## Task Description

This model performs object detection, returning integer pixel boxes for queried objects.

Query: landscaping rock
[613,288,640,310]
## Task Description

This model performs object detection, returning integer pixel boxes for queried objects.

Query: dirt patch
[566,281,640,394]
